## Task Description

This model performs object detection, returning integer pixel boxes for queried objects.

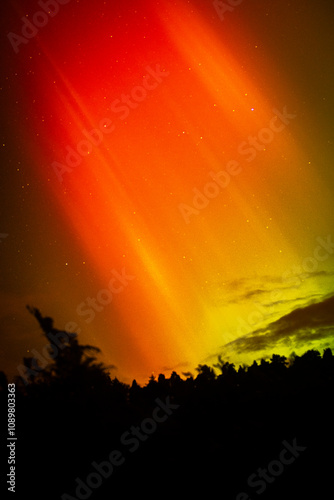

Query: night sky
[1,0,334,385]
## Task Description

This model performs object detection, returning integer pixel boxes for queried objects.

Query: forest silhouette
[1,307,333,499]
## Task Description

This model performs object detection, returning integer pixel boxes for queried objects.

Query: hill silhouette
[1,307,333,499]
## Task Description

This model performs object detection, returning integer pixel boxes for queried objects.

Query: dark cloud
[242,289,268,300]
[107,365,117,371]
[304,270,334,279]
[219,277,295,305]
[263,293,323,310]
[161,361,190,372]
[216,269,334,308]
[223,293,334,355]
[224,277,248,290]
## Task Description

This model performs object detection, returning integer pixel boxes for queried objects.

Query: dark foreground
[1,311,333,499]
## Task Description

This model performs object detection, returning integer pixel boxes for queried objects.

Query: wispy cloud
[212,269,334,307]
[160,361,190,372]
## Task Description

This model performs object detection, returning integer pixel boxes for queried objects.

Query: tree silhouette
[195,363,216,382]
[19,306,111,391]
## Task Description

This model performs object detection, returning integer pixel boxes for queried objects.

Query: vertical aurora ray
[13,0,334,381]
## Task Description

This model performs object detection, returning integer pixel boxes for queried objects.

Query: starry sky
[1,0,334,384]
